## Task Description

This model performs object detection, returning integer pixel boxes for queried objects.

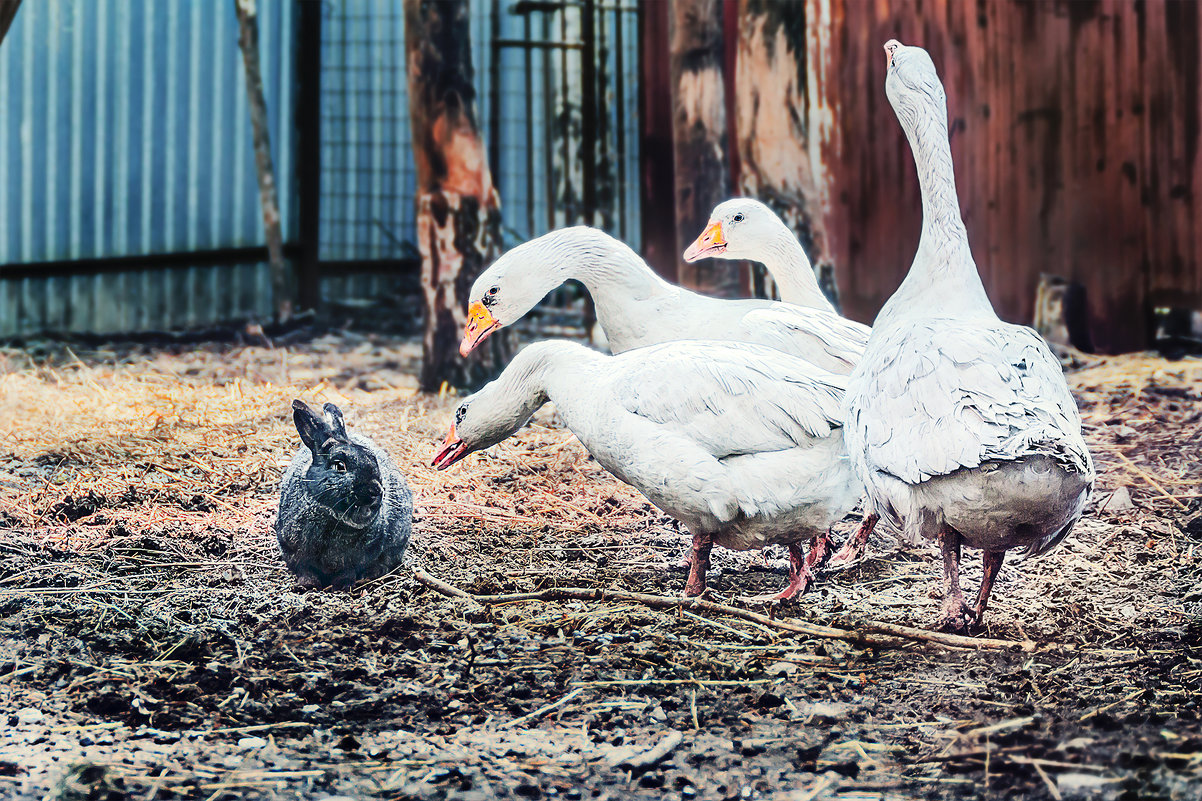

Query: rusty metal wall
[814,0,1199,353]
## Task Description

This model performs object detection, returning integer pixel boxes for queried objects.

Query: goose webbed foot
[934,590,978,633]
[741,534,831,603]
[828,513,879,568]
[683,532,713,597]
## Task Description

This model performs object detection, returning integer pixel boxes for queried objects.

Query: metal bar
[295,0,322,310]
[488,0,502,194]
[140,0,154,254]
[524,10,535,237]
[614,2,625,239]
[0,244,304,281]
[580,0,597,226]
[494,39,583,50]
[542,11,554,233]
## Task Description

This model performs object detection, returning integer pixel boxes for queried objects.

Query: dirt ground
[0,334,1199,801]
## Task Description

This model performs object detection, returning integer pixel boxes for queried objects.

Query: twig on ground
[411,568,1046,652]
[502,688,585,729]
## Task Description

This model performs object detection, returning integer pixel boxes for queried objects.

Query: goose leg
[933,528,975,632]
[683,532,713,597]
[743,532,833,602]
[974,550,1005,623]
[828,514,879,568]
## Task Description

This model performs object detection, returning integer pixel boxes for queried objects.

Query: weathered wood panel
[811,0,1201,352]
[670,0,739,298]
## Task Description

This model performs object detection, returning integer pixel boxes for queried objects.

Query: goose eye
[455,406,467,424]
[488,286,499,296]
[732,213,744,223]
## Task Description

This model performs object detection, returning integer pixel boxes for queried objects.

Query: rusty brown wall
[813,0,1201,353]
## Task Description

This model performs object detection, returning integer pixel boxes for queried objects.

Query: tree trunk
[733,0,839,308]
[669,0,739,298]
[0,0,21,45]
[234,0,291,323]
[404,0,508,392]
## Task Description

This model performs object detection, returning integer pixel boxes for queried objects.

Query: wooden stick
[1107,448,1188,510]
[411,568,1043,652]
[502,688,584,729]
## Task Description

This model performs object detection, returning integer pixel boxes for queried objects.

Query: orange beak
[460,302,501,357]
[431,423,470,470]
[683,220,727,262]
[884,39,901,67]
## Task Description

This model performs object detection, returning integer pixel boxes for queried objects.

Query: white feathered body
[847,309,1094,557]
[501,341,863,551]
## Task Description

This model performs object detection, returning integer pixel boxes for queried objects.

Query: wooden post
[732,0,838,307]
[669,0,737,298]
[0,0,22,45]
[404,0,508,392]
[234,0,291,323]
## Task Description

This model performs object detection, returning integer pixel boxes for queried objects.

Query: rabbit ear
[292,399,330,452]
[322,403,349,441]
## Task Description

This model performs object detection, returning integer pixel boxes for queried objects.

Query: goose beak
[431,424,469,470]
[460,302,500,357]
[884,39,901,67]
[683,220,726,262]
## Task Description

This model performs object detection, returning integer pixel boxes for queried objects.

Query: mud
[0,340,1199,800]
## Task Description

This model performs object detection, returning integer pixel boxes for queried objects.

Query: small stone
[301,704,320,714]
[1057,772,1112,794]
[1100,486,1135,513]
[767,661,799,676]
[15,708,44,725]
[238,736,268,749]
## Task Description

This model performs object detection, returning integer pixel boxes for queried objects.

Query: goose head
[432,345,555,468]
[460,244,550,357]
[683,198,784,263]
[461,228,619,357]
[883,39,947,133]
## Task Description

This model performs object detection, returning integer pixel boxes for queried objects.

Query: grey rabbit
[275,400,413,590]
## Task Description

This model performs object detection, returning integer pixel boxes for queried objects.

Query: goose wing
[611,342,847,458]
[736,306,869,375]
[850,319,1094,485]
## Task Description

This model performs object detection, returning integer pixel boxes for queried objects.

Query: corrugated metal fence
[0,0,643,339]
[0,0,297,336]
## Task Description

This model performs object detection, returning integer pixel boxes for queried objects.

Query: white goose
[683,197,835,313]
[684,197,880,565]
[458,227,868,377]
[845,40,1094,632]
[432,340,864,600]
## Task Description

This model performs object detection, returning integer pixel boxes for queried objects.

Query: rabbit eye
[332,460,347,473]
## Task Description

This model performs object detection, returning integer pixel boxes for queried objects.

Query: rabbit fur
[276,400,413,589]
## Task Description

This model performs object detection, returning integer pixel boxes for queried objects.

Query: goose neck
[891,93,993,314]
[758,224,832,311]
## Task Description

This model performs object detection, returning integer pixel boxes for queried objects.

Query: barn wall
[814,0,1200,353]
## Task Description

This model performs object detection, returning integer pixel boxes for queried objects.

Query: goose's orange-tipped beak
[431,423,469,470]
[683,220,726,262]
[460,302,500,357]
[884,39,901,67]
